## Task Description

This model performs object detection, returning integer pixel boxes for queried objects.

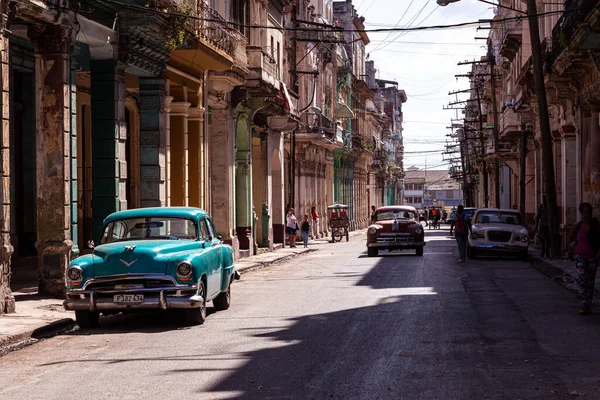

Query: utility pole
[488,46,501,208]
[526,0,560,257]
[520,123,528,216]
[475,86,489,208]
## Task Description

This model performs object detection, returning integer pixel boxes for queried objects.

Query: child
[301,215,311,248]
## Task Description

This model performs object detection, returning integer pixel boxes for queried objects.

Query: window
[231,0,249,38]
[446,190,454,199]
[100,217,198,243]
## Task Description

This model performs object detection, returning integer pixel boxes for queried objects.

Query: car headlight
[414,226,423,235]
[66,266,83,285]
[368,227,378,235]
[471,232,481,240]
[521,235,529,243]
[177,262,193,280]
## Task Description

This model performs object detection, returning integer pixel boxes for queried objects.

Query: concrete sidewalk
[0,229,367,353]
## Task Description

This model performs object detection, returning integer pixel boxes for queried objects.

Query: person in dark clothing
[454,205,468,262]
[370,205,377,224]
[301,214,311,248]
[535,194,550,258]
[568,202,600,315]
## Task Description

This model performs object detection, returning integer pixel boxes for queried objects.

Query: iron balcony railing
[175,0,241,58]
[299,112,337,140]
[552,0,597,60]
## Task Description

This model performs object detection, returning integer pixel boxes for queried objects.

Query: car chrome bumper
[63,288,201,311]
[367,241,425,248]
[470,242,528,252]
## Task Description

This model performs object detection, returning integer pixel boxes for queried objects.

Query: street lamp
[439,0,560,258]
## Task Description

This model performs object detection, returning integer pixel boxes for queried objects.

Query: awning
[336,102,354,118]
[280,82,296,115]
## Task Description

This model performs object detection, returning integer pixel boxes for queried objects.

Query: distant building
[403,167,463,210]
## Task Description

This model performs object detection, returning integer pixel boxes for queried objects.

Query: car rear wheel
[416,246,424,256]
[368,247,378,257]
[75,310,100,329]
[183,280,207,325]
[213,281,231,311]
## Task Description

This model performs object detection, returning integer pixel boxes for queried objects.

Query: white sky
[351,0,494,171]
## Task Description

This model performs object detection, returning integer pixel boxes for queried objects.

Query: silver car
[467,208,529,260]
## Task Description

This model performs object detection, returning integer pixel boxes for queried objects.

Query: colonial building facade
[456,0,600,249]
[0,0,406,314]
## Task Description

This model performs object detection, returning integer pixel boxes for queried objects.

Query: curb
[0,318,76,356]
[236,248,318,274]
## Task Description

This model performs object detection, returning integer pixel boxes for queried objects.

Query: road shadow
[62,307,219,336]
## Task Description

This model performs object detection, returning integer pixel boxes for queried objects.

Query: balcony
[497,14,522,62]
[498,107,521,140]
[296,111,344,149]
[169,0,239,72]
[246,46,280,94]
[552,0,599,65]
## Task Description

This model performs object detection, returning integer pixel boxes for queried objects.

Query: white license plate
[113,294,144,304]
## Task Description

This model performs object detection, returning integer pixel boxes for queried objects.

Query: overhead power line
[97,0,590,35]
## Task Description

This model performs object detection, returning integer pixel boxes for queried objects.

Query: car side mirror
[87,240,95,249]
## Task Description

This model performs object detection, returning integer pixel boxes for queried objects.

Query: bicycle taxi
[328,203,350,242]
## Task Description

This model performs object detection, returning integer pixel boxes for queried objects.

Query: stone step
[239,250,251,259]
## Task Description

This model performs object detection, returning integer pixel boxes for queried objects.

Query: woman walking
[301,215,311,248]
[568,202,600,315]
[286,208,298,248]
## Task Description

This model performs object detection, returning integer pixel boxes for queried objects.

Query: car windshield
[375,209,417,221]
[100,217,198,244]
[475,211,522,225]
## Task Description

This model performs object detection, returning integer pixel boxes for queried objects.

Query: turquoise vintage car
[63,207,239,328]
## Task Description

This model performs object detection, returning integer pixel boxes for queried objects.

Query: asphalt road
[2,226,600,400]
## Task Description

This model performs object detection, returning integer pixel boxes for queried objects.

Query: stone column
[188,107,205,208]
[560,125,577,233]
[30,24,74,296]
[139,78,166,207]
[234,105,253,253]
[0,14,14,313]
[90,60,126,237]
[169,102,191,206]
[210,106,237,254]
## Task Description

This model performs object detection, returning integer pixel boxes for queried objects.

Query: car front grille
[376,236,415,243]
[488,231,512,243]
[86,278,176,291]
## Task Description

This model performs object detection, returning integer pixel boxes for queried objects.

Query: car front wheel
[213,281,231,311]
[75,310,100,329]
[183,280,207,325]
[368,247,378,257]
[416,246,424,256]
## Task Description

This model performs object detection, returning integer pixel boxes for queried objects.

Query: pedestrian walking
[311,206,319,239]
[454,205,468,262]
[568,202,600,315]
[286,208,298,248]
[301,215,311,248]
[423,207,429,227]
[370,205,377,224]
[535,194,550,258]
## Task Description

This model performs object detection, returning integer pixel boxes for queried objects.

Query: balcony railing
[552,0,597,60]
[299,112,336,139]
[176,0,239,58]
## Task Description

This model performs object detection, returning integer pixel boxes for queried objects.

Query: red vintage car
[366,206,425,257]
